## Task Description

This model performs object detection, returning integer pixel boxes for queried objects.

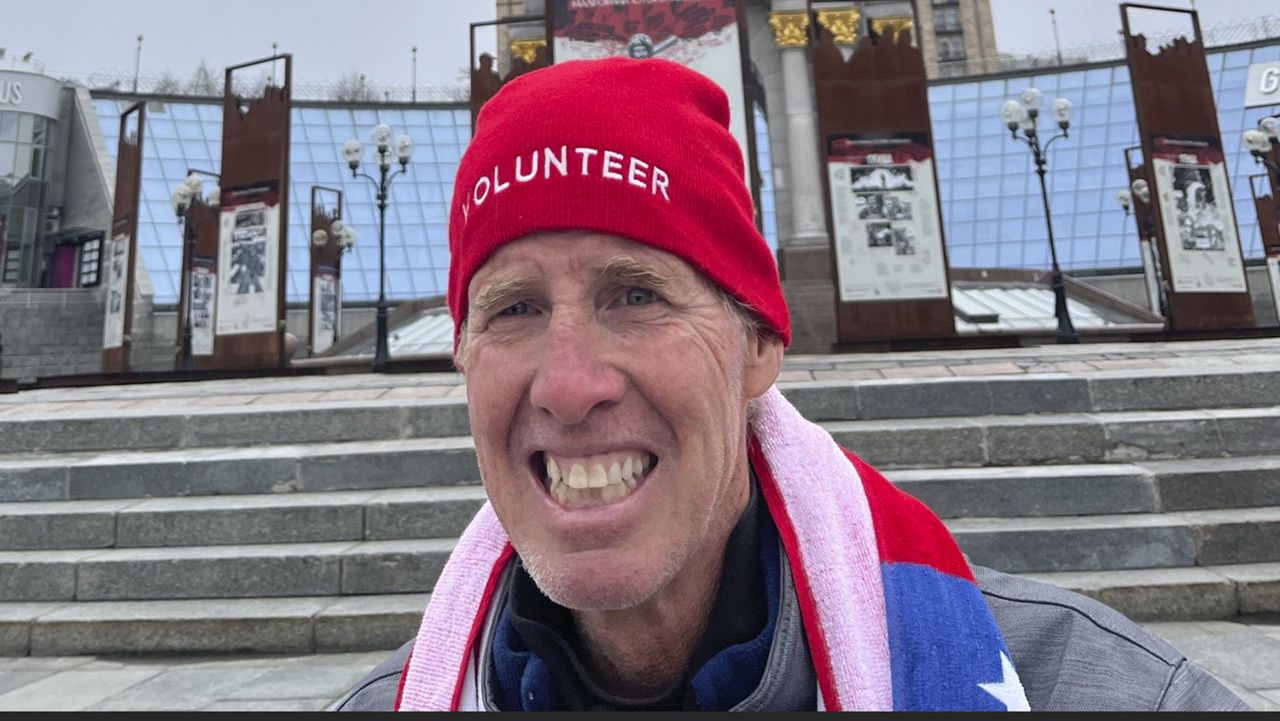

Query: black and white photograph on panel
[848,164,914,192]
[1171,165,1226,252]
[867,222,895,248]
[1149,134,1246,294]
[826,131,948,301]
[894,227,917,256]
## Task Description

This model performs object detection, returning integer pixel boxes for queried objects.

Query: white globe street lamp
[999,88,1078,343]
[341,125,415,372]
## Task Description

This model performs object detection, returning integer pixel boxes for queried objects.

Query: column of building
[768,0,836,353]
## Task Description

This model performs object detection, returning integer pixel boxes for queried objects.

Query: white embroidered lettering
[602,151,624,180]
[652,167,671,201]
[473,176,492,206]
[627,157,649,189]
[461,199,470,222]
[575,147,599,175]
[545,146,568,178]
[515,151,539,183]
[493,165,511,194]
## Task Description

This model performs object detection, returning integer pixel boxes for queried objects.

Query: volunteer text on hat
[461,146,671,223]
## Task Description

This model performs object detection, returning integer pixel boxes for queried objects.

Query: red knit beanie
[447,57,790,347]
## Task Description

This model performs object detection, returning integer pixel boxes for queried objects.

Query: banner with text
[827,133,948,302]
[216,183,281,335]
[190,257,216,355]
[101,233,131,349]
[1151,135,1247,294]
[550,0,750,184]
[312,270,339,355]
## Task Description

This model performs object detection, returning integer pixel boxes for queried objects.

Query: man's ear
[742,331,784,400]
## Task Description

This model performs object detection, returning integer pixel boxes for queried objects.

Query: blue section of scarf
[490,523,781,712]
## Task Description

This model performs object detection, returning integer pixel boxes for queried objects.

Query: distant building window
[939,35,968,62]
[934,6,963,34]
[79,234,103,288]
[2,246,20,284]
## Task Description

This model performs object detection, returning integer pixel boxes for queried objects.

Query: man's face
[462,232,780,611]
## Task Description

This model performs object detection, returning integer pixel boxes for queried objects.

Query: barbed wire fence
[51,13,1280,98]
[52,65,469,104]
[932,14,1279,78]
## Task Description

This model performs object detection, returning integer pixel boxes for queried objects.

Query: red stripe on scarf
[845,451,975,582]
[394,542,517,711]
[393,651,413,711]
[750,436,844,711]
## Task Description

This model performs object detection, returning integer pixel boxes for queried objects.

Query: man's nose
[529,312,626,427]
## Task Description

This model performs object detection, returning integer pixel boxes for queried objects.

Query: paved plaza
[7,336,1280,414]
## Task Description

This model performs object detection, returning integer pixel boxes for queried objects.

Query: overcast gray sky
[1,0,1277,89]
[990,0,1278,57]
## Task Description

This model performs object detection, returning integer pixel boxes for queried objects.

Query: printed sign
[1267,252,1280,324]
[216,183,281,335]
[189,258,216,356]
[826,133,949,302]
[101,233,131,349]
[1150,135,1247,294]
[550,0,750,184]
[1246,60,1280,109]
[312,271,339,354]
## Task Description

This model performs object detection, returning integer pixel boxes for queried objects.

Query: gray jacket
[337,563,1249,711]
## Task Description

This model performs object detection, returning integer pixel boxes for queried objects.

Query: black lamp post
[342,125,414,372]
[1001,88,1079,344]
[172,169,220,371]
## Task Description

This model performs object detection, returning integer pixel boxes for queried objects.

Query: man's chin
[520,549,678,612]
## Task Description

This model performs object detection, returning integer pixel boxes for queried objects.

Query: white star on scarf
[978,652,1030,711]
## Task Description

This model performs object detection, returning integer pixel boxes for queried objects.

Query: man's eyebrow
[599,256,674,290]
[472,276,539,313]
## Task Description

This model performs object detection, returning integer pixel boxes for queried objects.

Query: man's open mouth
[532,450,658,510]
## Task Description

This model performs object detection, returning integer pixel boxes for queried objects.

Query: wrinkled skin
[459,231,783,692]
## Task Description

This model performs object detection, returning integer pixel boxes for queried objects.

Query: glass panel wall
[0,111,53,285]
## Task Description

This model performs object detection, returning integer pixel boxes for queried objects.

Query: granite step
[5,367,1280,454]
[947,506,1280,573]
[0,593,429,656]
[1027,562,1280,622]
[5,456,1274,552]
[0,464,1151,551]
[0,398,472,455]
[0,486,488,551]
[0,437,481,503]
[4,405,1280,502]
[2,507,1278,603]
[825,405,1280,469]
[3,561,1279,657]
[0,539,456,603]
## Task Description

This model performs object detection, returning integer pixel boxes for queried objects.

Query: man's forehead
[468,233,693,293]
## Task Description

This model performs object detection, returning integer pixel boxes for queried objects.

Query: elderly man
[338,58,1246,712]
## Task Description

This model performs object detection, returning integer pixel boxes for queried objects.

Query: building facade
[6,7,1280,371]
[0,67,113,290]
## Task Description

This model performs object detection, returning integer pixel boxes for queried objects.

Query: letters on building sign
[1262,67,1279,95]
[0,81,23,106]
[1246,61,1280,108]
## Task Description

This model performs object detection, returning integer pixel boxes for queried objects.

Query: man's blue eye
[498,301,532,316]
[624,288,658,306]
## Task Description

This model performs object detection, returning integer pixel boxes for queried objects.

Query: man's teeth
[545,451,653,508]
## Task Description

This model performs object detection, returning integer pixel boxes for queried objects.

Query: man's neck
[571,465,752,699]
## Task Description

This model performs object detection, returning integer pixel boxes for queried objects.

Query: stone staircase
[1,365,1278,656]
